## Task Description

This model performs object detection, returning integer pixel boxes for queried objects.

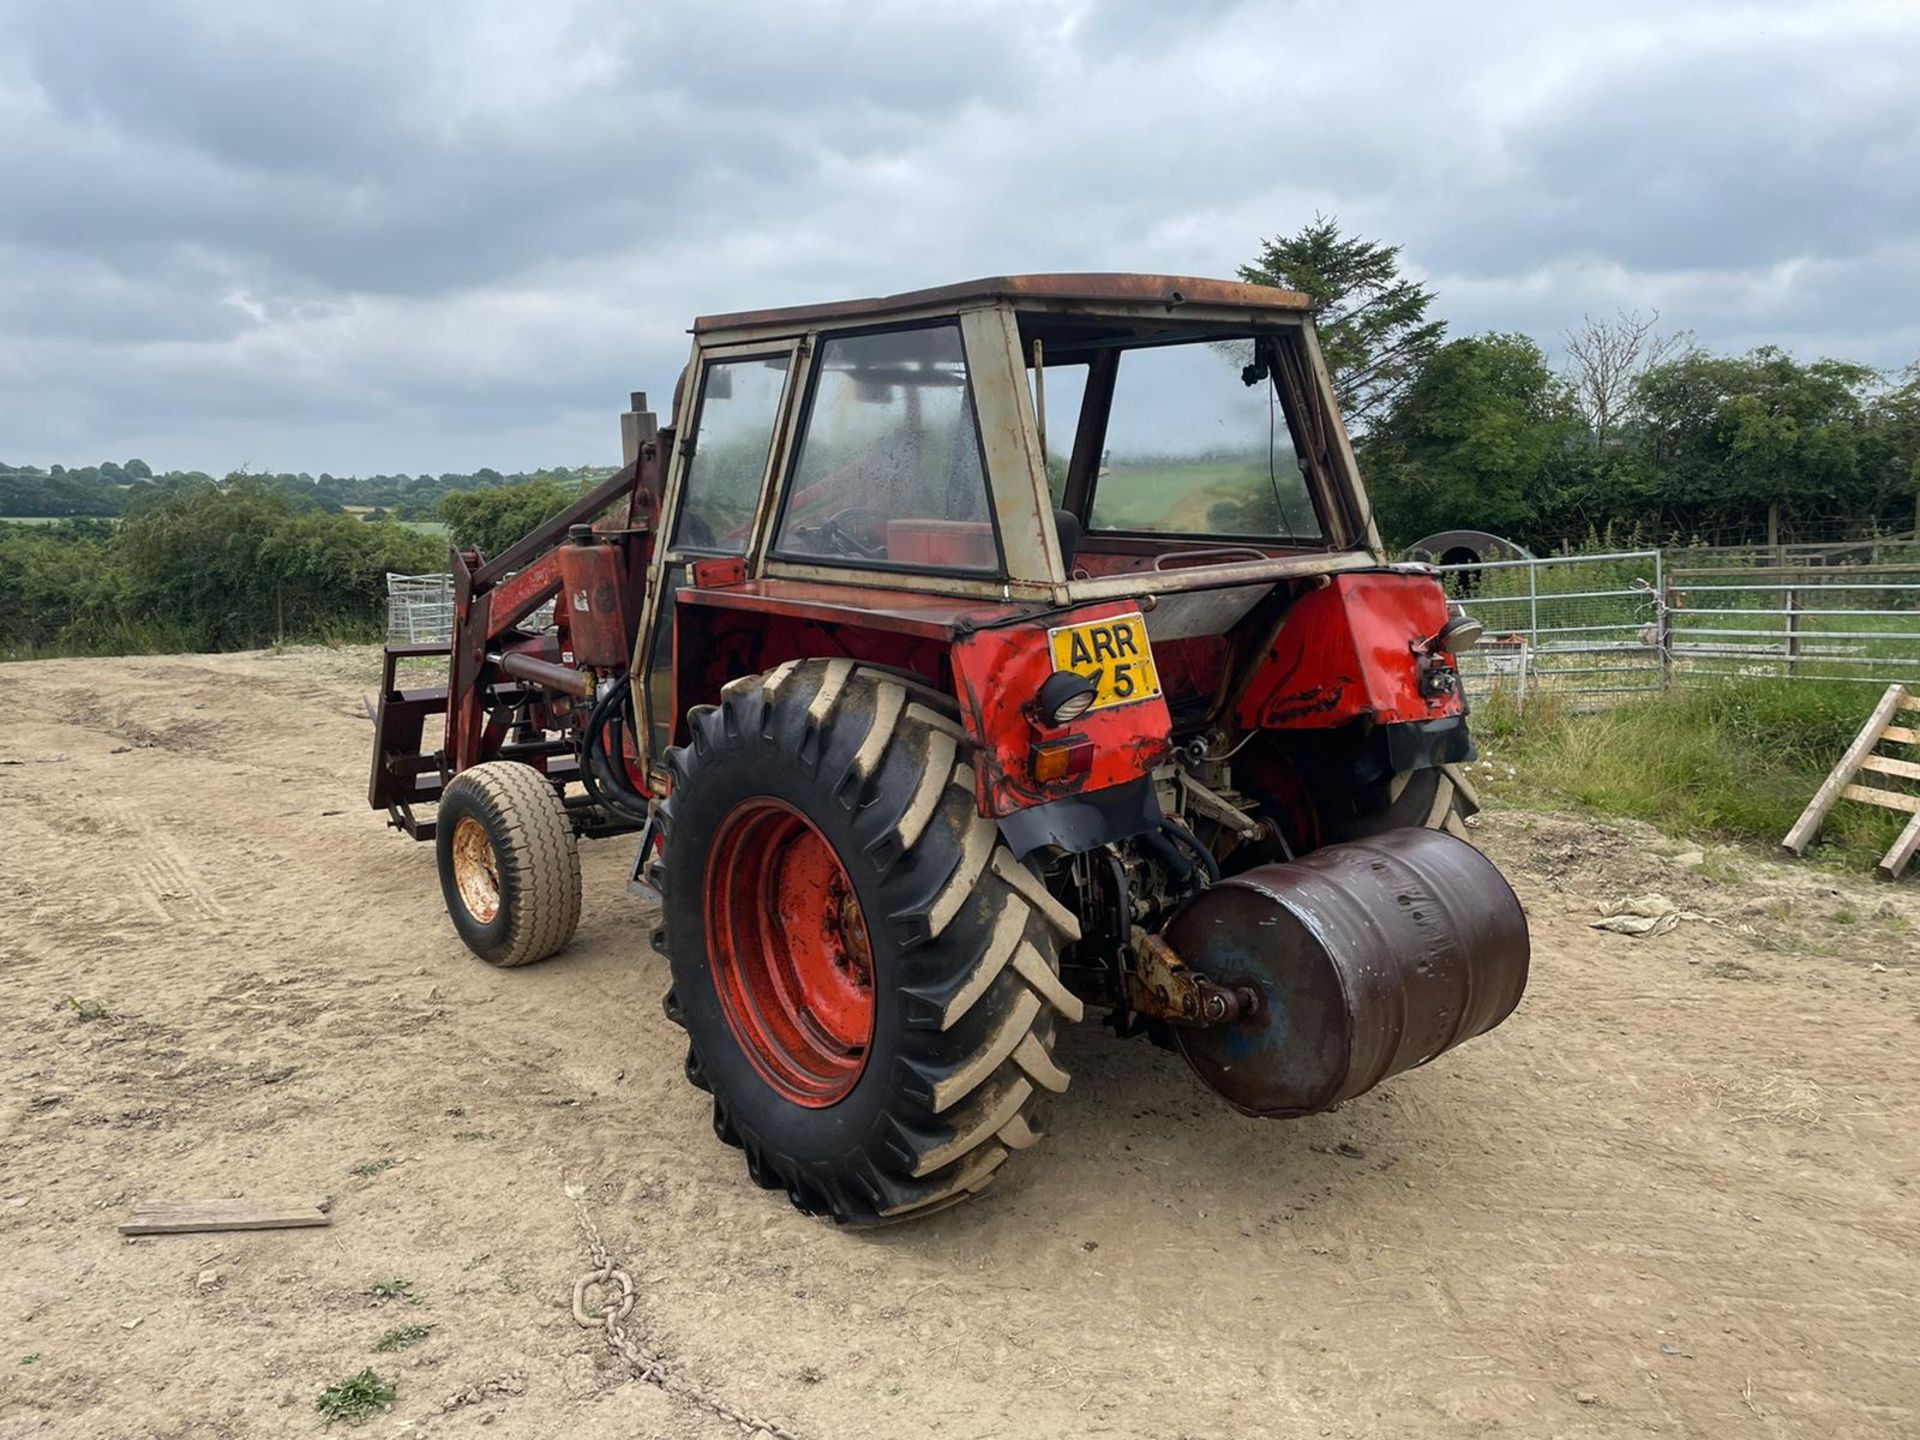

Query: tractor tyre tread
[659,661,1079,1225]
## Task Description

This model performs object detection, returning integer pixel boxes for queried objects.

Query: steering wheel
[814,506,890,561]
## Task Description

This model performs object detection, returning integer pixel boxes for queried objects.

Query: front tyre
[435,761,583,966]
[658,661,1083,1224]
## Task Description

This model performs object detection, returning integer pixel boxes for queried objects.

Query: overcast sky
[3,0,1916,476]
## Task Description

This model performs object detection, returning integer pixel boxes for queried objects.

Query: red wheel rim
[705,799,875,1106]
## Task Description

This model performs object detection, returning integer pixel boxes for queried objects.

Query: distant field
[1090,460,1318,537]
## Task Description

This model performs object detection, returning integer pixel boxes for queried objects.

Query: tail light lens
[1030,734,1094,783]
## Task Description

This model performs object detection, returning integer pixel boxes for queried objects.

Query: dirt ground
[3,646,1918,1440]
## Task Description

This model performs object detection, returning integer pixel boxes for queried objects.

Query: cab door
[631,339,802,766]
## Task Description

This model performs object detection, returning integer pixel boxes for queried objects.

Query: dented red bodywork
[673,583,1175,818]
[1234,571,1463,731]
[951,600,1173,817]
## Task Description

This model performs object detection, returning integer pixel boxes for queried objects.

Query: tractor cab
[640,276,1468,816]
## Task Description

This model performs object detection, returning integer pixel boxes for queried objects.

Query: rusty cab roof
[692,273,1315,335]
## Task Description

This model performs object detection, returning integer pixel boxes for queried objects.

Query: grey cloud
[1415,28,1920,277]
[1,0,1915,474]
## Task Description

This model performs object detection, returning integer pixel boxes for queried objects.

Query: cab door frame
[628,333,808,767]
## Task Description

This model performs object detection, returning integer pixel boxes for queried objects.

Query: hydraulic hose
[583,678,650,823]
[1160,817,1222,883]
[1137,827,1194,885]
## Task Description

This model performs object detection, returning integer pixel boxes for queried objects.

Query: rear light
[1432,614,1485,652]
[1036,670,1098,725]
[1030,734,1094,783]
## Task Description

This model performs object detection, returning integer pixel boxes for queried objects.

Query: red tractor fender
[949,600,1173,818]
[1233,570,1465,731]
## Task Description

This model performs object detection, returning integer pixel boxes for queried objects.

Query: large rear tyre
[1326,762,1480,844]
[1237,744,1480,859]
[435,761,582,967]
[657,660,1083,1225]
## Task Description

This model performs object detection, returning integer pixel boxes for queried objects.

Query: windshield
[1085,338,1324,542]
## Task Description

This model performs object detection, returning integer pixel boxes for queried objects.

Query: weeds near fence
[1480,677,1911,864]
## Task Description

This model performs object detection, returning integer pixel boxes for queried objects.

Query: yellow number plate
[1047,612,1161,713]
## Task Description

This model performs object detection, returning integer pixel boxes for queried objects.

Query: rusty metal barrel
[1161,827,1529,1118]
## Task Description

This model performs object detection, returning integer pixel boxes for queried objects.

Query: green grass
[366,1278,419,1304]
[349,1157,399,1179]
[372,1323,433,1353]
[1481,677,1912,865]
[3,615,386,664]
[316,1368,396,1426]
[1090,458,1318,537]
[63,997,110,1022]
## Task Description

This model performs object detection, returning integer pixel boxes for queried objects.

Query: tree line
[0,473,606,658]
[7,219,1917,660]
[1244,218,1920,551]
[0,458,611,521]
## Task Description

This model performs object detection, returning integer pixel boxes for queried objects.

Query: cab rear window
[773,322,1000,575]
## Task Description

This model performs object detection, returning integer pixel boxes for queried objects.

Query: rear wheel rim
[705,799,875,1107]
[450,815,502,924]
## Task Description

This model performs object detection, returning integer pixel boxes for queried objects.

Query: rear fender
[1234,570,1465,730]
[949,600,1173,822]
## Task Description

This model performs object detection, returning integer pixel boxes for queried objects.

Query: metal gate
[1432,550,1666,707]
[1664,561,1920,684]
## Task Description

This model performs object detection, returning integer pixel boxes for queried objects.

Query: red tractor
[369,274,1528,1223]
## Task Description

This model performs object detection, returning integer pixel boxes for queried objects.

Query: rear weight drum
[1162,827,1527,1117]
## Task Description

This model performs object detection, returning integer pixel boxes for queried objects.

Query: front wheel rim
[705,799,875,1107]
[450,815,502,924]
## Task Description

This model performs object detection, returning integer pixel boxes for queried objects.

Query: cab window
[772,322,1000,574]
[673,353,791,554]
[1087,337,1324,542]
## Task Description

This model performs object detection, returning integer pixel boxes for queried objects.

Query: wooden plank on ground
[118,1198,331,1235]
[1840,783,1920,815]
[1783,683,1911,853]
[1886,725,1920,746]
[1881,808,1920,881]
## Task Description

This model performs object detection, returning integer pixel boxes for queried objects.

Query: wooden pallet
[1783,683,1920,879]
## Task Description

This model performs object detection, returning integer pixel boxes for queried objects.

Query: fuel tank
[1161,827,1528,1118]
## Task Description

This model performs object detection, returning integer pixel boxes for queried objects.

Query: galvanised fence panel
[385,573,456,645]
[1665,559,1920,685]
[385,572,553,646]
[1432,550,1666,707]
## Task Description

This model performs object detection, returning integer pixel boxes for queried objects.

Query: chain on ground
[566,1183,807,1440]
